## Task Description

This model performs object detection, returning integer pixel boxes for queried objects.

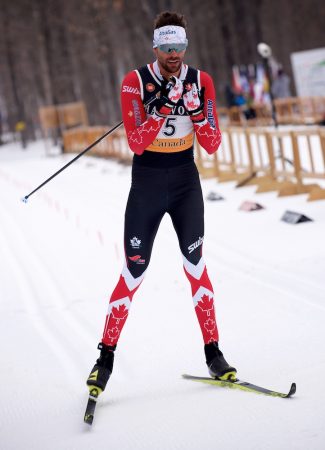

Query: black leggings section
[124,159,204,278]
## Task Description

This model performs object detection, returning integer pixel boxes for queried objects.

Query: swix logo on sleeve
[188,236,204,254]
[122,85,141,95]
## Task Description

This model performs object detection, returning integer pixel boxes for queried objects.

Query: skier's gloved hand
[157,76,183,117]
[183,84,206,124]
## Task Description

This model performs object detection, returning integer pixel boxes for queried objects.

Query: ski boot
[204,341,237,381]
[86,342,116,397]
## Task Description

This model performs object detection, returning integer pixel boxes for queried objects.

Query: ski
[182,374,296,398]
[84,387,100,425]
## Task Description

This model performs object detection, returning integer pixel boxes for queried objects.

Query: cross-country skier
[86,10,236,396]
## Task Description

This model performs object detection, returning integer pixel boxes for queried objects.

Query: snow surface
[1,139,325,450]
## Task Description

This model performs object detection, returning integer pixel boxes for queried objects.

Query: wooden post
[244,128,255,176]
[227,128,236,172]
[290,131,302,185]
[265,132,276,179]
[319,129,325,174]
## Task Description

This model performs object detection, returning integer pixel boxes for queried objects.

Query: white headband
[153,25,188,48]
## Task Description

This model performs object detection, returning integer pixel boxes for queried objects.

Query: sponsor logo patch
[149,104,187,116]
[188,236,204,254]
[159,30,176,36]
[146,83,155,92]
[131,100,142,127]
[130,236,141,248]
[128,255,146,264]
[122,85,140,95]
[207,99,216,128]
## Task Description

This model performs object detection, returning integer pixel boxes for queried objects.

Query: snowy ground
[1,139,325,450]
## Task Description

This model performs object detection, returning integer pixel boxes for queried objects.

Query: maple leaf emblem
[127,119,162,145]
[204,318,216,333]
[186,99,196,109]
[196,126,221,148]
[107,327,120,340]
[197,294,214,316]
[130,236,141,247]
[111,304,129,321]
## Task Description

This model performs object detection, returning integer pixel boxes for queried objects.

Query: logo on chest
[146,83,156,92]
[146,103,188,116]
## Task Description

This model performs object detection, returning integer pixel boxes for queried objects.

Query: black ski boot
[204,341,237,381]
[86,343,116,395]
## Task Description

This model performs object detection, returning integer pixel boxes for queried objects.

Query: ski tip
[287,382,296,397]
[84,414,94,425]
[182,374,195,380]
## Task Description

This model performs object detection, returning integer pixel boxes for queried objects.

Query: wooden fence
[39,101,88,141]
[196,126,325,201]
[63,126,131,164]
[62,123,325,201]
[218,96,325,127]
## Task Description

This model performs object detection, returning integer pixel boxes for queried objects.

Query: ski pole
[22,93,159,203]
[22,121,123,203]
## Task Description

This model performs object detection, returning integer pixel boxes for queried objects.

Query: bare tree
[0,0,324,136]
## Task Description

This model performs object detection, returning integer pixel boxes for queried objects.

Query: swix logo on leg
[188,236,204,254]
[130,236,141,248]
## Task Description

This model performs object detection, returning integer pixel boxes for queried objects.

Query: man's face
[154,47,186,75]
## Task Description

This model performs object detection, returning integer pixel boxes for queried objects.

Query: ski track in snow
[1,143,325,450]
[158,209,325,313]
[0,201,95,374]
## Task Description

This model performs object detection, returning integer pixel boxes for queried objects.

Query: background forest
[0,0,324,139]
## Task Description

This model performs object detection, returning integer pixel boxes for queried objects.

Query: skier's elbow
[205,146,218,155]
[128,141,145,155]
[130,145,145,155]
